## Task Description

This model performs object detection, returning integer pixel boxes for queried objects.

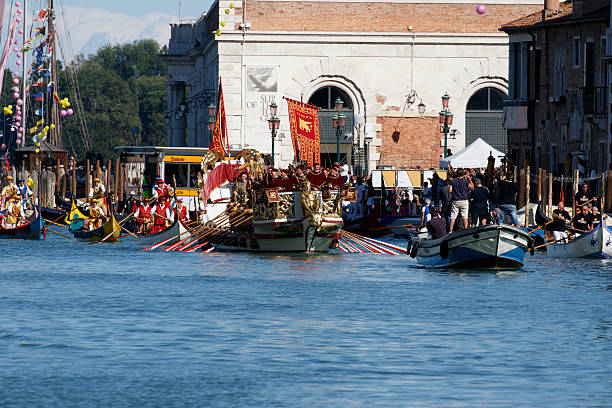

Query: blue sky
[2,0,217,59]
[61,0,215,20]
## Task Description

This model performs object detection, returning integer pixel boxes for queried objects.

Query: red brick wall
[242,2,542,33]
[379,116,441,169]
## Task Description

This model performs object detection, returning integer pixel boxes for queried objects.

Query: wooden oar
[85,219,121,245]
[46,227,72,239]
[121,224,140,239]
[43,213,68,228]
[528,219,553,235]
[534,240,558,250]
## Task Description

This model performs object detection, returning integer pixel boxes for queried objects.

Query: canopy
[439,138,505,169]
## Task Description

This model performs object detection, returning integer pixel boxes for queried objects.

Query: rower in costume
[2,175,18,203]
[152,196,171,233]
[17,179,33,207]
[87,201,107,230]
[89,177,107,216]
[176,198,189,222]
[326,165,344,188]
[134,200,153,234]
[306,163,327,190]
[5,194,26,228]
[152,178,170,201]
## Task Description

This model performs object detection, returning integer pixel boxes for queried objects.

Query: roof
[500,1,573,31]
[15,141,67,153]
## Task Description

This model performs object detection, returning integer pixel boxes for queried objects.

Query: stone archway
[307,85,355,168]
[465,87,508,152]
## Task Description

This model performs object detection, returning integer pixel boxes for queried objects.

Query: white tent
[439,138,505,169]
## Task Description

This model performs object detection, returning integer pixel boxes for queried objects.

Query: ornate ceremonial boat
[207,187,343,253]
[409,224,533,268]
[546,222,612,258]
[139,216,192,246]
[0,207,45,240]
[249,188,343,252]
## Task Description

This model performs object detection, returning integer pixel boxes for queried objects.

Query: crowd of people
[549,183,602,242]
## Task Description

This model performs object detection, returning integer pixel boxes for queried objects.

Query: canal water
[1,234,611,407]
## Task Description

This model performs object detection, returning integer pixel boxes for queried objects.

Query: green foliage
[57,39,167,160]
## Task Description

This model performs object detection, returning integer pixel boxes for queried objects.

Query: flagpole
[20,0,27,145]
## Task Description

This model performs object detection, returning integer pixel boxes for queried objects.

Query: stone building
[501,0,610,176]
[163,0,541,173]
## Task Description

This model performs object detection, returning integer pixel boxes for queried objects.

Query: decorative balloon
[67,108,74,115]
[60,110,67,117]
[230,2,235,8]
[35,148,39,153]
[220,21,226,27]
[59,97,70,109]
[16,139,22,145]
[476,4,486,14]
[216,29,221,36]
[1,144,5,150]
[3,105,13,115]
[225,8,230,14]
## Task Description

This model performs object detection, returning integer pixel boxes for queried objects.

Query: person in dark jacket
[469,178,489,226]
[426,207,447,239]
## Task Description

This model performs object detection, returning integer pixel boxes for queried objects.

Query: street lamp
[208,103,217,118]
[333,97,345,164]
[267,102,280,166]
[439,94,453,158]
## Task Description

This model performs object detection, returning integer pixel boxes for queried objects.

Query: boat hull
[413,224,531,268]
[72,214,121,242]
[139,217,191,246]
[547,222,612,258]
[0,208,45,240]
[250,217,342,252]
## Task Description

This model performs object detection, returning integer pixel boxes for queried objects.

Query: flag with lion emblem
[285,97,321,166]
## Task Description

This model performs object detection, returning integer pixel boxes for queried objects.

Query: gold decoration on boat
[200,150,224,174]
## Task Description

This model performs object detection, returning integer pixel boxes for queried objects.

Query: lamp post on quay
[439,93,453,158]
[267,102,280,167]
[333,97,346,164]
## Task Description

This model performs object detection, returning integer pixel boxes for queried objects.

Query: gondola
[69,212,121,242]
[41,206,67,225]
[0,206,45,240]
[67,198,121,243]
[139,215,192,246]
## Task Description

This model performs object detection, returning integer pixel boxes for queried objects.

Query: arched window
[465,87,507,152]
[307,86,355,167]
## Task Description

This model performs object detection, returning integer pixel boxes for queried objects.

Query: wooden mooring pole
[525,165,530,227]
[572,169,579,216]
[548,172,553,217]
[86,159,91,200]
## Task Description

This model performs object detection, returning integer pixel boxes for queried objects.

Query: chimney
[545,0,559,11]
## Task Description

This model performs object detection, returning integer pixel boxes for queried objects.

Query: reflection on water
[0,234,611,407]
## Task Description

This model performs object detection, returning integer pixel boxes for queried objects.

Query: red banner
[201,162,241,207]
[209,78,227,156]
[285,97,321,166]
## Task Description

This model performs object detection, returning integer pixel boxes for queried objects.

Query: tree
[130,76,167,146]
[92,39,167,81]
[60,59,141,160]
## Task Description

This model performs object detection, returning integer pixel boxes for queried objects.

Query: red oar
[142,235,176,251]
[340,238,366,253]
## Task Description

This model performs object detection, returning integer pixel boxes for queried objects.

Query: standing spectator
[449,169,474,232]
[439,178,452,229]
[420,198,432,227]
[469,178,489,227]
[498,171,520,226]
[430,172,440,205]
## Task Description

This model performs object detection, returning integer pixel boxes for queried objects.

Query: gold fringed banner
[284,97,321,166]
[209,78,227,156]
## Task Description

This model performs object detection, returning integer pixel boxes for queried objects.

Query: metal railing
[580,86,607,115]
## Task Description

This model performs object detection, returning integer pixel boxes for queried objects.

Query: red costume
[268,177,292,192]
[178,206,187,221]
[326,174,344,188]
[153,204,167,232]
[307,171,327,189]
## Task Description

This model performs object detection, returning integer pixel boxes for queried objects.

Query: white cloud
[54,6,176,60]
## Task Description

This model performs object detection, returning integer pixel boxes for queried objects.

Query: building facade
[501,0,610,176]
[163,0,541,173]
